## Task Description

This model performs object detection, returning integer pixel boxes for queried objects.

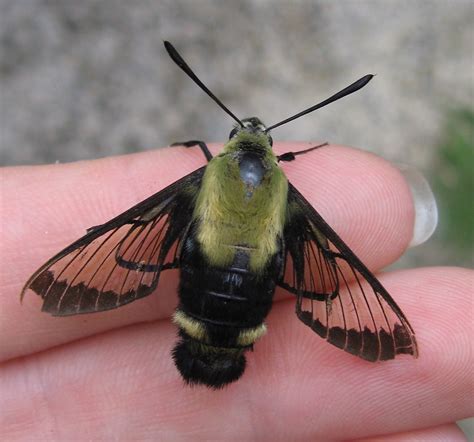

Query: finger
[357,423,467,441]
[1,143,415,361]
[1,268,472,440]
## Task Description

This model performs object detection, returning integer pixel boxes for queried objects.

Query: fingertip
[395,163,438,247]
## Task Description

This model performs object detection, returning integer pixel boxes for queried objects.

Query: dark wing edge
[21,167,205,316]
[280,182,418,361]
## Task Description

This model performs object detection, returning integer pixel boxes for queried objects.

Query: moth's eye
[268,135,273,147]
[229,127,239,139]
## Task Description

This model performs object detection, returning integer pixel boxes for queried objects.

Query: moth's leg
[278,246,339,301]
[86,224,106,233]
[171,140,213,162]
[116,257,178,272]
[277,142,328,162]
[278,282,338,301]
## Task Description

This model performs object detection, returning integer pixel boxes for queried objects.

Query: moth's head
[228,117,273,147]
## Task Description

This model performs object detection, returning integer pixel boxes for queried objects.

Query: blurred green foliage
[433,109,474,264]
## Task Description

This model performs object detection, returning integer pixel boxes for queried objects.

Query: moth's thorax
[193,146,288,272]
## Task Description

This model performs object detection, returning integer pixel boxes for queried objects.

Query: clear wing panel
[22,168,205,316]
[282,183,418,361]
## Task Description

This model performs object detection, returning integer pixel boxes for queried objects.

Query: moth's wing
[21,167,205,316]
[280,183,418,361]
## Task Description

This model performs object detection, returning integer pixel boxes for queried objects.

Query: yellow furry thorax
[192,133,288,272]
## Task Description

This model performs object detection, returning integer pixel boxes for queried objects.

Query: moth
[21,41,418,389]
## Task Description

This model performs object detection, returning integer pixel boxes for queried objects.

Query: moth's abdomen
[172,232,282,388]
[171,330,247,389]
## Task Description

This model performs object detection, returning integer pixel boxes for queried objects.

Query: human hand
[1,144,472,440]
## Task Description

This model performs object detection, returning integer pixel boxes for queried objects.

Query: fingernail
[396,163,438,247]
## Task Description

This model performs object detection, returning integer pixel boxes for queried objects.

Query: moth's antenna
[164,41,243,127]
[265,74,374,132]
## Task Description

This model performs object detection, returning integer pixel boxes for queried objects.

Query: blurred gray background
[1,0,473,436]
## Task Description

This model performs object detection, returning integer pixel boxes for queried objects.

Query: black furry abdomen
[172,331,247,389]
[172,229,283,389]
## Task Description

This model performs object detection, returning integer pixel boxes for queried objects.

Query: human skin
[1,143,472,440]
